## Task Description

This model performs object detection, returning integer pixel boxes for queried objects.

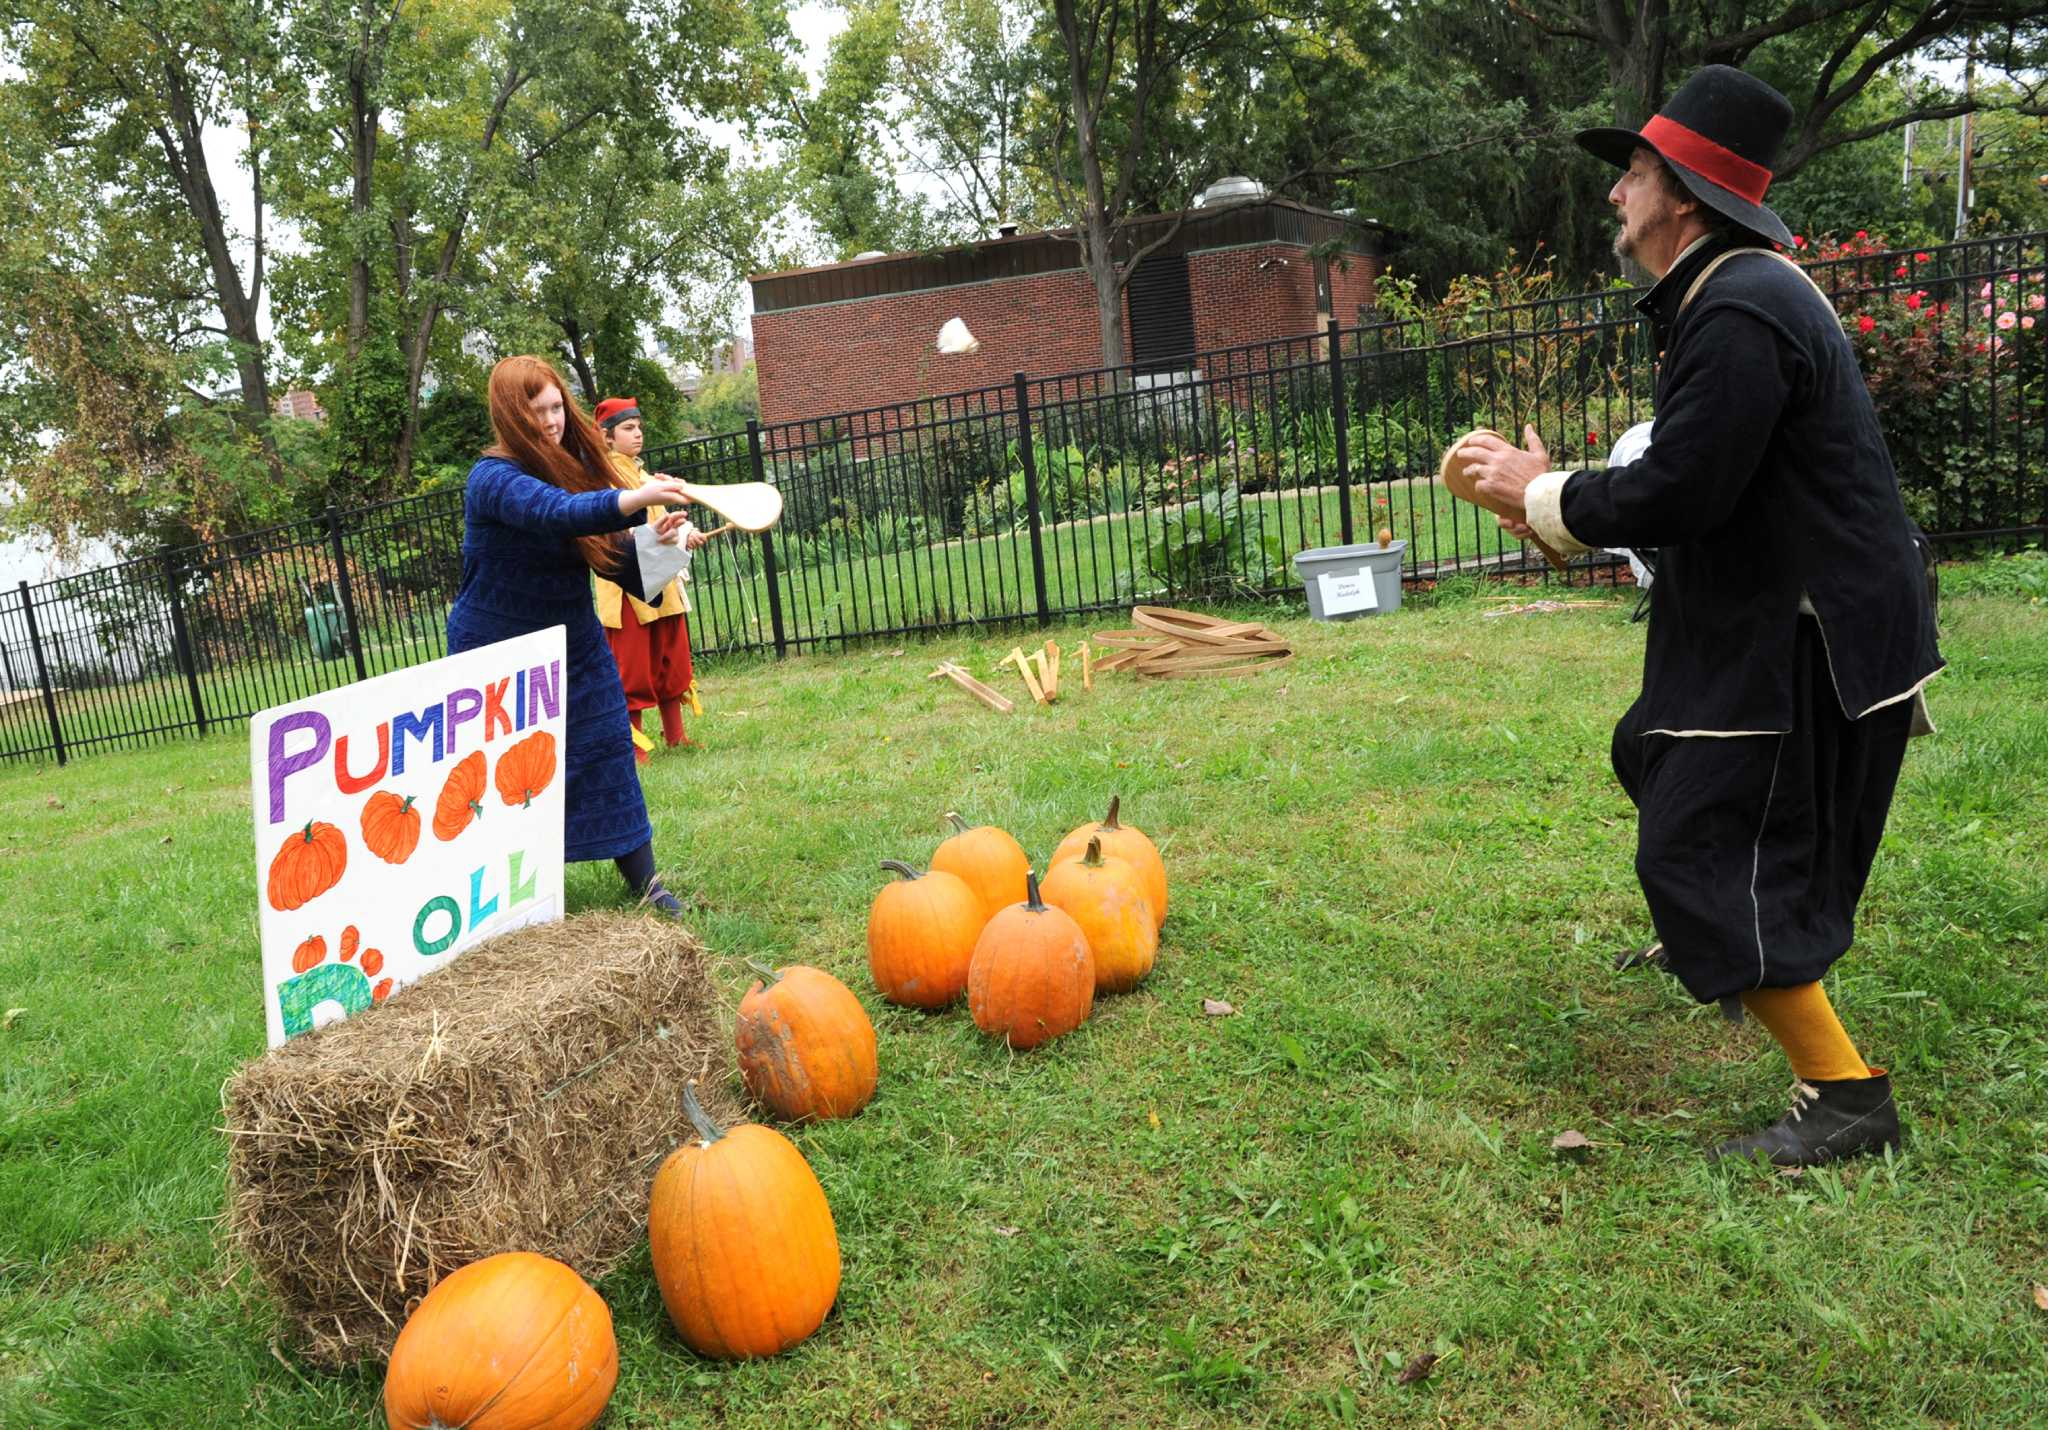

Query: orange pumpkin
[967,871,1095,1050]
[1050,795,1167,926]
[649,1081,841,1360]
[930,811,1029,922]
[867,860,986,1008]
[291,934,327,973]
[1039,836,1159,993]
[382,1251,617,1430]
[432,751,487,841]
[266,821,347,911]
[495,730,558,808]
[735,961,878,1122]
[360,791,420,865]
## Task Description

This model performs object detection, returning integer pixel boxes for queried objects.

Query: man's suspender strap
[1678,246,1833,317]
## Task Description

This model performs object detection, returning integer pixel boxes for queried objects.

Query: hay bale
[223,914,737,1366]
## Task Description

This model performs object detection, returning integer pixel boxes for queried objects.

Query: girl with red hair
[445,356,691,914]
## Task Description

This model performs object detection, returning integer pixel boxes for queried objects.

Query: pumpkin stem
[1082,836,1106,868]
[301,820,316,843]
[745,957,782,985]
[1101,795,1122,832]
[468,798,483,819]
[682,1079,725,1145]
[880,860,924,881]
[1023,869,1048,912]
[399,794,416,813]
[944,811,971,835]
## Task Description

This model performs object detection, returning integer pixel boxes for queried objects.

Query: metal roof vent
[997,223,1020,238]
[851,250,888,261]
[1197,176,1266,208]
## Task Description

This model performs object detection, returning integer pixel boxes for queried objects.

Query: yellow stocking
[1738,983,1873,1082]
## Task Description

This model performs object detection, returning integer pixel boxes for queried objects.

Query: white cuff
[1525,471,1592,558]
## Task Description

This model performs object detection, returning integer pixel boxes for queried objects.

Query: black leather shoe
[644,882,685,919]
[1711,1073,1900,1167]
[1613,940,1671,973]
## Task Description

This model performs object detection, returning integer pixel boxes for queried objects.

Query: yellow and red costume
[594,447,697,751]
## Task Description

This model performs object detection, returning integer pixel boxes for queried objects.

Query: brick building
[747,187,1391,429]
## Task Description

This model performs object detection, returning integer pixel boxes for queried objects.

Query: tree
[7,0,286,476]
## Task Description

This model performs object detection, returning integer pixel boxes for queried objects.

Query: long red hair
[483,355,623,572]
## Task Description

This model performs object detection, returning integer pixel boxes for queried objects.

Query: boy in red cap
[592,397,705,758]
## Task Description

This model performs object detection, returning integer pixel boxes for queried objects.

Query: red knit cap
[593,397,640,429]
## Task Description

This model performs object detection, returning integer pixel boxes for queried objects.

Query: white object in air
[671,480,782,532]
[1602,420,1656,589]
[936,317,980,355]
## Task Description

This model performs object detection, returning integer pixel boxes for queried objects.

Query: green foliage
[680,364,760,437]
[1144,483,1285,595]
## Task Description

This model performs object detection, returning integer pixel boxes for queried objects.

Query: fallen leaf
[2033,1284,2048,1313]
[992,1225,1020,1237]
[3,1008,24,1029]
[45,797,62,810]
[1551,1129,1591,1153]
[1202,998,1235,1017]
[159,836,173,846]
[1395,1352,1439,1386]
[1147,1108,1161,1130]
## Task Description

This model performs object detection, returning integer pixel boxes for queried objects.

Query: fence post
[18,581,65,766]
[162,553,208,736]
[326,507,371,682]
[746,421,788,658]
[1327,316,1355,547]
[1013,372,1053,626]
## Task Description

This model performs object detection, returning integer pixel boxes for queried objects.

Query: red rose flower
[1857,315,1876,334]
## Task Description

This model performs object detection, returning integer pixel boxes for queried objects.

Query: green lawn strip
[1,579,2042,1424]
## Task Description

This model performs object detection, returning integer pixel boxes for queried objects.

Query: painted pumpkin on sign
[1039,836,1158,992]
[432,751,487,841]
[381,1251,618,1430]
[359,791,420,865]
[735,961,878,1122]
[267,821,347,911]
[648,1081,841,1360]
[1050,795,1167,926]
[929,812,1029,922]
[866,860,985,1008]
[968,871,1095,1050]
[495,729,557,809]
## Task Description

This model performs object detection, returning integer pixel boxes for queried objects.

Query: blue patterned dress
[447,456,652,862]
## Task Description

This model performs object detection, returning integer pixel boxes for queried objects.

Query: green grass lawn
[2,568,2044,1425]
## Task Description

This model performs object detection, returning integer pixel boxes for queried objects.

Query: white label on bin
[1318,570,1379,614]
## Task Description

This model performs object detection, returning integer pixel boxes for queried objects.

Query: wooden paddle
[656,480,783,532]
[1438,429,1570,573]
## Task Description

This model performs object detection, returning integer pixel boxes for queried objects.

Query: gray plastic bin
[1293,541,1405,620]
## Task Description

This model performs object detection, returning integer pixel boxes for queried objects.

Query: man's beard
[1614,201,1672,262]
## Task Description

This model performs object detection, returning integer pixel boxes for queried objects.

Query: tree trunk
[1056,0,1129,371]
[156,58,282,477]
[560,318,599,402]
[347,58,379,361]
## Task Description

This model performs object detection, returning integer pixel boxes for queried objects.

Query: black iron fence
[4,231,2041,764]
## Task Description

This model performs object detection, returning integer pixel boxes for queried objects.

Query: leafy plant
[1144,484,1285,595]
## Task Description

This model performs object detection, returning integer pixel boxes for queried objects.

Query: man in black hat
[1458,65,1943,1167]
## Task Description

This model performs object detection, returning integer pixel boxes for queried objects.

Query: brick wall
[752,243,1383,430]
[752,269,1130,429]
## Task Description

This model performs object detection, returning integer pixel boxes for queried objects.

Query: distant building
[272,389,328,423]
[747,182,1391,428]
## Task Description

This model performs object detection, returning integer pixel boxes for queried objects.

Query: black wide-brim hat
[1576,65,1795,248]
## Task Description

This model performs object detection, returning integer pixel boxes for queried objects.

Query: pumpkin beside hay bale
[222,913,737,1368]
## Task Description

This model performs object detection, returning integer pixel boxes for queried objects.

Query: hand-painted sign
[251,628,567,1046]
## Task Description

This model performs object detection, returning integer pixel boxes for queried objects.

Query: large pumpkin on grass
[382,1251,617,1430]
[735,961,878,1121]
[867,860,985,1008]
[433,751,487,841]
[968,871,1095,1050]
[649,1081,841,1359]
[1039,836,1158,993]
[267,821,347,911]
[1050,795,1166,925]
[930,812,1028,921]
